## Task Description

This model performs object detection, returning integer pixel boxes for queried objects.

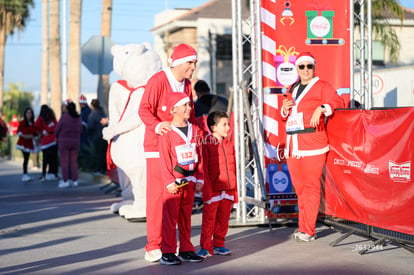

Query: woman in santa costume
[138,43,199,262]
[281,52,344,242]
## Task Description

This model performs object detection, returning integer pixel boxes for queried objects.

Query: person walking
[281,52,345,242]
[197,111,236,259]
[35,105,59,181]
[87,99,108,175]
[139,43,199,262]
[16,107,39,182]
[55,101,83,188]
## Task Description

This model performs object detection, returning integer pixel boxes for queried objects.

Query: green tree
[0,0,34,112]
[2,82,33,122]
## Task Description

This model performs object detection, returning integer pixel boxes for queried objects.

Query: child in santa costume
[139,43,199,262]
[281,52,344,242]
[158,92,204,265]
[197,111,237,258]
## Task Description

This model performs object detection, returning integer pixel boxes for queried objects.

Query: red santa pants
[200,198,233,254]
[145,158,163,252]
[162,182,196,254]
[287,153,326,236]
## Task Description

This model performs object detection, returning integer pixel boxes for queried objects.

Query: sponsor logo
[363,164,379,175]
[389,161,411,183]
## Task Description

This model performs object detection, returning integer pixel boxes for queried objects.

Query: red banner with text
[324,108,414,235]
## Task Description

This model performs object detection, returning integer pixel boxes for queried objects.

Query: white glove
[102,126,116,141]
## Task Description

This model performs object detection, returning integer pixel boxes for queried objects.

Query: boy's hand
[167,184,178,194]
[195,182,203,193]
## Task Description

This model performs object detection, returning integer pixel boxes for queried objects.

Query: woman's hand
[167,183,179,194]
[310,106,325,127]
[195,182,203,193]
[158,122,172,135]
[282,98,294,115]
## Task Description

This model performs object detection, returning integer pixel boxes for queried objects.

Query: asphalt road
[0,158,413,274]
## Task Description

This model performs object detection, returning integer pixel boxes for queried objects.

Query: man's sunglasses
[298,64,314,70]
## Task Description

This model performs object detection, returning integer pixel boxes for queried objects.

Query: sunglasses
[298,64,314,70]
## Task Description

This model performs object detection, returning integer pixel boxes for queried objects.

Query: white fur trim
[295,56,315,66]
[174,97,190,107]
[170,55,197,67]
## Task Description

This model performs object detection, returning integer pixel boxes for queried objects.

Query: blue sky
[5,0,414,96]
[5,0,209,94]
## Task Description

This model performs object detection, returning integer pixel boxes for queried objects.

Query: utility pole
[41,0,49,105]
[99,0,112,113]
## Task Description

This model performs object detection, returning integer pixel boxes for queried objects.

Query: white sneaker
[58,180,70,188]
[46,173,59,181]
[71,180,78,187]
[293,231,316,242]
[144,249,162,262]
[21,174,32,182]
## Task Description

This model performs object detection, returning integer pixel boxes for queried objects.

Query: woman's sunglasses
[298,64,314,70]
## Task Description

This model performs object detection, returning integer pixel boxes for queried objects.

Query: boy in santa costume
[197,111,237,259]
[281,52,344,242]
[158,92,204,265]
[138,43,199,262]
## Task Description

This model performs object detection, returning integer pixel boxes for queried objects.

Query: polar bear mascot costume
[103,43,161,221]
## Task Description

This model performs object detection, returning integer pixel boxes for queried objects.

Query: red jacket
[159,122,204,188]
[138,69,197,157]
[281,77,345,157]
[16,121,38,152]
[35,116,57,149]
[202,135,237,203]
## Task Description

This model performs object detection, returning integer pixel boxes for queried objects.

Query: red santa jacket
[138,69,197,157]
[35,116,57,149]
[202,135,237,203]
[16,121,38,152]
[281,77,345,157]
[159,122,204,188]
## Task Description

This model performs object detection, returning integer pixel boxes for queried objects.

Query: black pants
[22,151,30,174]
[42,145,58,176]
[94,138,108,173]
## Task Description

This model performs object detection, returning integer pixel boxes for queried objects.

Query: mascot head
[111,43,162,88]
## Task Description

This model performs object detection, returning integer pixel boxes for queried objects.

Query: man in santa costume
[281,52,344,242]
[139,43,199,262]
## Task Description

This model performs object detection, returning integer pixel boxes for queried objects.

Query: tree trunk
[100,0,112,114]
[41,0,49,105]
[49,0,62,118]
[0,11,8,112]
[68,0,82,105]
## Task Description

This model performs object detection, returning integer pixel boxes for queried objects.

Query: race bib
[286,112,305,133]
[175,143,197,165]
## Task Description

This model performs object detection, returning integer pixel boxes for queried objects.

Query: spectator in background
[87,98,108,175]
[9,114,19,136]
[193,80,228,117]
[79,94,92,170]
[0,112,8,142]
[55,101,83,188]
[35,105,59,181]
[16,107,39,182]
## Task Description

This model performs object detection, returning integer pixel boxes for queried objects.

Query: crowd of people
[2,43,344,266]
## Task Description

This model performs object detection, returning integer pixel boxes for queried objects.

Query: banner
[324,108,414,235]
[260,0,350,217]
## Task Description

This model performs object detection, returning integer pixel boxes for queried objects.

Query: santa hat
[295,52,315,67]
[79,94,88,104]
[63,99,73,105]
[169,43,197,67]
[168,92,190,111]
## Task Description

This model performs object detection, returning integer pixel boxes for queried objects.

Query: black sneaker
[160,253,181,265]
[177,251,203,263]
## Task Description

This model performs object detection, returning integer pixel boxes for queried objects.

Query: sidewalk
[0,158,412,275]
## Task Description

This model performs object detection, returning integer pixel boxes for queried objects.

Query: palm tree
[100,0,112,113]
[355,0,404,64]
[0,0,34,111]
[68,0,82,104]
[49,0,62,118]
[41,0,48,105]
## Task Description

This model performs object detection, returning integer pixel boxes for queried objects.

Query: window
[355,40,385,65]
[216,34,251,60]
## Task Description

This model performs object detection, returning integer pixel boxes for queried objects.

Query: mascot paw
[110,200,134,214]
[102,127,115,141]
[119,204,146,222]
